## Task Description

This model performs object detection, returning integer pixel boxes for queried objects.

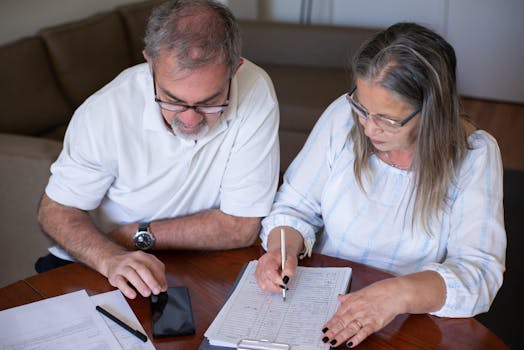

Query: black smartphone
[150,286,196,338]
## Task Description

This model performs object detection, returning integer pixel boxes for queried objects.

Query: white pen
[280,228,286,301]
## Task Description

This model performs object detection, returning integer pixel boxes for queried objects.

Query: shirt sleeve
[423,132,506,317]
[45,101,115,210]
[260,96,351,250]
[219,66,280,217]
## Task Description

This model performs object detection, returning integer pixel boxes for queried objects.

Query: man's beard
[170,117,211,141]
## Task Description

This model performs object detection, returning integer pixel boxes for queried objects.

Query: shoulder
[293,94,354,168]
[73,64,150,124]
[65,64,151,146]
[310,94,354,146]
[455,130,503,184]
[466,130,502,163]
[79,63,150,111]
[229,59,279,127]
[234,59,276,101]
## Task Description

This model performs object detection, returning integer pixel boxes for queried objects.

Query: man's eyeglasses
[346,87,420,132]
[153,73,231,117]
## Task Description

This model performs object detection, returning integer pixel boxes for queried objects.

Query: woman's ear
[143,50,153,73]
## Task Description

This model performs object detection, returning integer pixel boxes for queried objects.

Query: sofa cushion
[239,20,380,69]
[40,125,68,142]
[261,64,351,131]
[0,37,72,136]
[0,133,61,287]
[118,0,163,65]
[40,11,132,108]
[239,20,377,173]
[259,64,352,172]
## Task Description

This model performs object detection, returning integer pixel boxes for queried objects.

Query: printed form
[0,289,155,350]
[205,260,352,350]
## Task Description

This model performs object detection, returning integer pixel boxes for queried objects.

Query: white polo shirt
[46,60,279,259]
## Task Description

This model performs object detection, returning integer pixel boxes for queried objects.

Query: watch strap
[138,222,149,232]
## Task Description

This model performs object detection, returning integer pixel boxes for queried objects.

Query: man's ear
[232,57,244,76]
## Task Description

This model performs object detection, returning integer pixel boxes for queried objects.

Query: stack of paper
[0,289,155,350]
[204,260,352,350]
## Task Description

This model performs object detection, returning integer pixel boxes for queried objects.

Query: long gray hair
[350,22,470,233]
[144,0,241,74]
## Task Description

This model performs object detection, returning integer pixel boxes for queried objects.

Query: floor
[462,97,524,170]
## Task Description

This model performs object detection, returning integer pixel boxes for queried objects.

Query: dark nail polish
[322,336,329,343]
[279,284,286,289]
[283,275,289,284]
[322,327,329,333]
[346,341,353,348]
[330,339,337,346]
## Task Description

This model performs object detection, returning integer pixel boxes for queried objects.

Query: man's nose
[176,109,204,127]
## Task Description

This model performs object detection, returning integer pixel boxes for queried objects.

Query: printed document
[91,290,155,350]
[204,260,352,350]
[0,289,155,350]
[0,289,123,350]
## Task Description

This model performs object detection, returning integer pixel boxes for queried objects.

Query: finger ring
[353,319,363,330]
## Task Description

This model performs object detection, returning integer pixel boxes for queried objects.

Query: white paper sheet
[0,289,123,350]
[204,260,352,350]
[0,289,156,350]
[91,290,155,350]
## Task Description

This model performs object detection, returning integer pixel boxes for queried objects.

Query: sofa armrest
[0,133,62,287]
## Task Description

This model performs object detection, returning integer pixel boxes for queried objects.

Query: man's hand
[101,249,168,299]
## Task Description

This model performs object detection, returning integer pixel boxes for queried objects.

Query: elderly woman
[255,22,506,348]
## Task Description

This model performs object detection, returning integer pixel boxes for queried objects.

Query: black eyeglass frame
[346,87,421,129]
[153,72,231,116]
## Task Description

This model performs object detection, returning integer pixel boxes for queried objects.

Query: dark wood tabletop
[0,246,509,350]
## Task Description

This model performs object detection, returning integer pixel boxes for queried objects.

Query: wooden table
[0,246,508,349]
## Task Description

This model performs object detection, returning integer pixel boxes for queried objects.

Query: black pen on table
[96,305,148,343]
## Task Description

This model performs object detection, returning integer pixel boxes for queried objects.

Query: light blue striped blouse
[261,94,506,318]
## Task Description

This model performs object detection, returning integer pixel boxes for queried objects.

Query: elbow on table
[227,216,261,248]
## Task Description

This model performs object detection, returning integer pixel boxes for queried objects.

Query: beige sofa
[0,0,378,287]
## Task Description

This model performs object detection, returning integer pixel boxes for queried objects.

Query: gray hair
[144,0,241,73]
[349,22,469,233]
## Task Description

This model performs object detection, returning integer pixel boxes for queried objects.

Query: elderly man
[37,0,279,299]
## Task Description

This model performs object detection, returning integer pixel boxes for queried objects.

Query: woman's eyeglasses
[346,87,420,132]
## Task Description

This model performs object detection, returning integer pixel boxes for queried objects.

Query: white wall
[446,0,524,103]
[243,0,524,103]
[0,0,143,44]
[1,0,523,103]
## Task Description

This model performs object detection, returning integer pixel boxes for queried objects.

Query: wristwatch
[133,222,155,250]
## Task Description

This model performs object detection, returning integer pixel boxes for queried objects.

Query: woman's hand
[255,249,298,293]
[321,271,445,348]
[321,278,402,347]
[255,226,304,293]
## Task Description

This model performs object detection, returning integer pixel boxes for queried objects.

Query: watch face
[135,232,154,250]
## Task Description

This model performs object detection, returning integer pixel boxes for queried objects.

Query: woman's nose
[363,116,383,137]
